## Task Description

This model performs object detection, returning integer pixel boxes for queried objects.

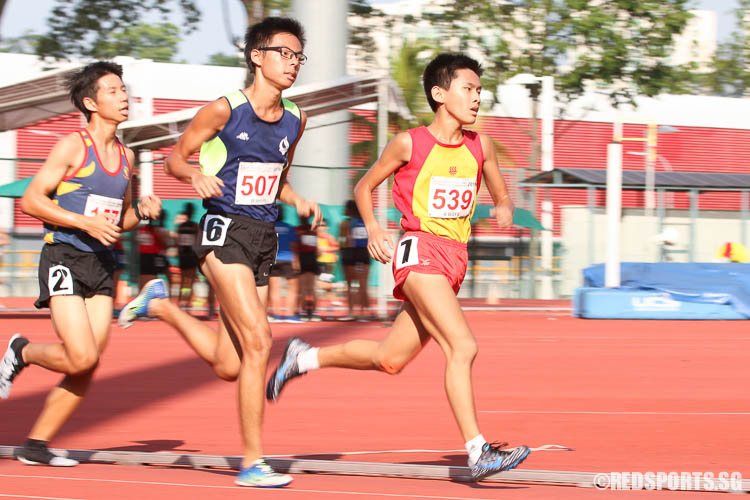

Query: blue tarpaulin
[582,262,750,317]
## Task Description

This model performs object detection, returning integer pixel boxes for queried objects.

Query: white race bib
[83,194,123,225]
[396,236,419,269]
[235,162,283,205]
[48,265,74,296]
[427,176,476,219]
[351,226,368,240]
[301,234,317,246]
[201,214,231,246]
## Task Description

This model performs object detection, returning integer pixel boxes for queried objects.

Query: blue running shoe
[235,459,292,487]
[282,315,304,324]
[265,337,310,402]
[469,442,530,481]
[117,279,167,329]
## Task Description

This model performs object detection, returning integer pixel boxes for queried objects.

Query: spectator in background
[269,204,302,323]
[0,228,9,286]
[316,218,340,314]
[175,203,200,309]
[714,241,749,263]
[339,199,371,321]
[296,217,319,321]
[137,210,172,291]
[111,239,127,310]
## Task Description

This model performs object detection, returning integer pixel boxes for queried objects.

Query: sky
[0,0,742,65]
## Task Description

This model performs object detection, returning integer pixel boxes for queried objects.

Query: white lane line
[0,474,515,500]
[268,444,571,457]
[0,495,85,500]
[481,410,750,415]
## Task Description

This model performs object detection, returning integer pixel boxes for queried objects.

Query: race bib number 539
[235,162,283,205]
[427,176,476,219]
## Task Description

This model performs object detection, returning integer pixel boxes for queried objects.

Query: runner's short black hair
[244,17,306,71]
[422,53,483,112]
[65,61,123,121]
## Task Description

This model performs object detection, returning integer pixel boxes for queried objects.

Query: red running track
[0,309,747,498]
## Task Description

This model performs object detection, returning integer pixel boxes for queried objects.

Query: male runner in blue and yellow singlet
[118,17,320,488]
[0,62,161,466]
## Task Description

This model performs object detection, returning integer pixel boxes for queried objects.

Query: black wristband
[134,203,149,221]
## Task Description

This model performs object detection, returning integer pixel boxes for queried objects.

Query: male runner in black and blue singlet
[118,17,320,488]
[0,62,161,466]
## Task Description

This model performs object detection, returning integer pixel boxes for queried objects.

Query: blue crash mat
[582,262,750,318]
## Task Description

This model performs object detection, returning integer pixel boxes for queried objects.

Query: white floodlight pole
[605,142,623,287]
[139,150,154,197]
[376,74,390,320]
[540,76,554,172]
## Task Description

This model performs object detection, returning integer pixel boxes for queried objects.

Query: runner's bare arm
[278,110,322,228]
[20,133,121,246]
[121,147,161,231]
[165,98,230,198]
[353,131,412,264]
[479,134,514,228]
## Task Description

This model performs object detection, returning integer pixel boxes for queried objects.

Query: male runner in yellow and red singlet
[266,53,530,481]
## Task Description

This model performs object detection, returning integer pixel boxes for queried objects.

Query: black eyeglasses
[258,46,307,65]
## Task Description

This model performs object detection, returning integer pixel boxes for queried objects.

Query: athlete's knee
[450,337,478,364]
[69,352,100,375]
[214,363,239,381]
[239,325,273,359]
[374,353,407,375]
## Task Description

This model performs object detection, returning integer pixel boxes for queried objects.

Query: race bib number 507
[427,176,476,219]
[235,162,283,205]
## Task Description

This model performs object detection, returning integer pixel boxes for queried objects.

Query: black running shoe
[0,334,29,399]
[18,440,78,467]
[266,337,311,402]
[469,442,530,481]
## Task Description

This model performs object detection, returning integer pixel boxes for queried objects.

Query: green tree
[206,52,245,67]
[699,0,750,97]
[34,0,199,60]
[0,31,39,54]
[94,23,181,62]
[422,0,693,169]
[390,41,434,128]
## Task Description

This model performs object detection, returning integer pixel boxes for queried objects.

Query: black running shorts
[178,247,199,270]
[298,252,317,274]
[35,243,116,309]
[270,260,297,279]
[193,212,277,287]
[341,247,370,267]
[140,253,169,275]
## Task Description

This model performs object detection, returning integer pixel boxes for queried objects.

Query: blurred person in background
[316,218,340,316]
[175,203,200,309]
[296,217,319,321]
[137,209,172,292]
[0,228,9,286]
[714,241,749,263]
[339,199,371,321]
[269,203,302,323]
